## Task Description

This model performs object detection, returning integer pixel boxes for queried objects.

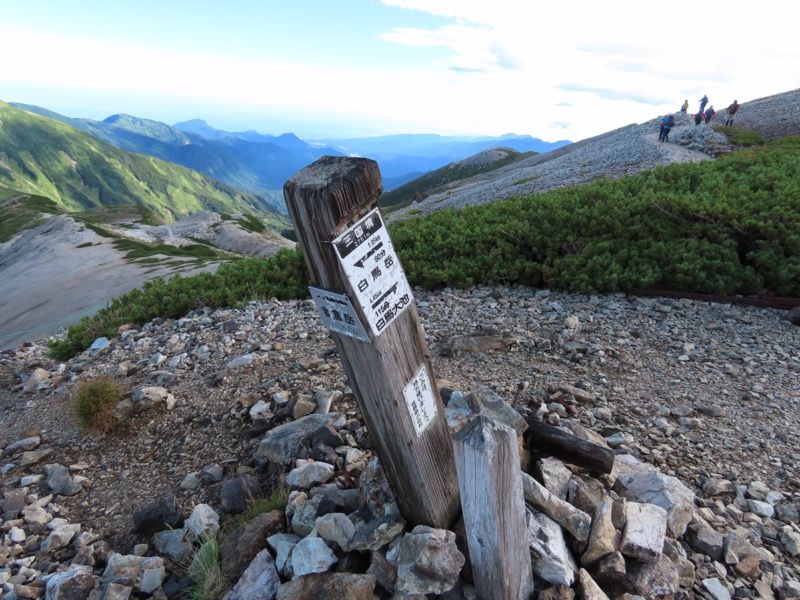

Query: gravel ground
[1,286,798,559]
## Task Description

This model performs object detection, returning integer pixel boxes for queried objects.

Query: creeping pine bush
[72,377,126,432]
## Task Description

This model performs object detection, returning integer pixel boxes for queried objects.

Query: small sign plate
[309,286,370,342]
[403,364,437,436]
[333,209,414,337]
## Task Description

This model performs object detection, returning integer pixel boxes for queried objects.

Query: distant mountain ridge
[12,102,570,199]
[0,101,287,229]
[10,105,345,212]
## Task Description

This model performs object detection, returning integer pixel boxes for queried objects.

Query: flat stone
[620,502,667,563]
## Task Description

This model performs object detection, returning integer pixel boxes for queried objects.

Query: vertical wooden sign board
[284,156,460,529]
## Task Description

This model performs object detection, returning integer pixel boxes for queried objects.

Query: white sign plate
[309,286,370,343]
[333,209,413,337]
[403,364,437,436]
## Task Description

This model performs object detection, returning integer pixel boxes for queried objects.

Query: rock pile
[1,286,799,599]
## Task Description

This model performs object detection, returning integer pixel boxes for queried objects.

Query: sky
[2,0,798,143]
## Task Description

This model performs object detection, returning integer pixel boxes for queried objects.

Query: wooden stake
[283,156,460,528]
[453,416,534,600]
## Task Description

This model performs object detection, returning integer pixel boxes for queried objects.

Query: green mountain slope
[10,104,344,211]
[0,101,288,230]
[379,147,536,209]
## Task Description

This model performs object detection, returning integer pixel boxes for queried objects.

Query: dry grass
[72,377,126,432]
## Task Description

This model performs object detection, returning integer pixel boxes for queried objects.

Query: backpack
[667,115,675,127]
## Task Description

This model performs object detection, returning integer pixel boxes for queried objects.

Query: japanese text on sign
[309,286,370,343]
[333,209,413,337]
[402,364,437,436]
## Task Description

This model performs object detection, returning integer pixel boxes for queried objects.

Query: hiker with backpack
[681,100,689,112]
[694,111,704,127]
[699,95,709,113]
[659,114,676,142]
[725,100,740,126]
[704,105,716,124]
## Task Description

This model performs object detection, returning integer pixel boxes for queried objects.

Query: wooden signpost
[283,156,460,529]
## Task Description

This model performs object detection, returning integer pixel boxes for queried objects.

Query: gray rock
[527,509,578,587]
[285,461,335,488]
[220,474,263,514]
[275,573,378,600]
[290,494,324,537]
[780,530,800,557]
[620,502,667,563]
[223,549,280,600]
[40,523,81,553]
[577,568,610,600]
[722,530,759,564]
[315,388,342,414]
[201,463,225,485]
[464,386,527,435]
[535,457,573,500]
[254,413,345,466]
[686,523,724,562]
[45,565,95,600]
[184,504,220,541]
[612,454,695,538]
[290,536,338,578]
[350,514,406,552]
[2,436,41,456]
[267,532,302,577]
[625,554,680,599]
[43,463,82,496]
[395,525,464,595]
[702,578,732,600]
[746,499,774,518]
[152,529,191,561]
[521,471,591,542]
[315,512,356,551]
[220,510,285,584]
[581,498,618,567]
[131,493,182,535]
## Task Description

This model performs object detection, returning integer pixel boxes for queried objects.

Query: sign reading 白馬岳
[333,209,413,337]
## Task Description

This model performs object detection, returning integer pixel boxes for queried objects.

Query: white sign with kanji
[308,286,370,342]
[333,208,413,337]
[402,364,437,436]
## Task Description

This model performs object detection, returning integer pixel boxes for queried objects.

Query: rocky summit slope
[1,285,799,599]
[389,88,800,221]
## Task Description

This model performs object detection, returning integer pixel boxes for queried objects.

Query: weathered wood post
[453,416,534,600]
[283,156,460,528]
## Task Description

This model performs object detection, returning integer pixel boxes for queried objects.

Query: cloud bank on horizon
[1,0,797,143]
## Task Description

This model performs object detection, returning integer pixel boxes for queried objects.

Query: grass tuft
[223,486,290,535]
[185,535,228,600]
[72,377,126,432]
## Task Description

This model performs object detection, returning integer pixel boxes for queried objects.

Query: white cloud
[377,0,800,140]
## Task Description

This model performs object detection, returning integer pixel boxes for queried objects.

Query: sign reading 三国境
[333,208,413,337]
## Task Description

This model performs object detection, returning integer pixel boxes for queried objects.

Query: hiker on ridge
[659,114,676,142]
[704,105,716,124]
[681,99,689,112]
[699,95,709,113]
[725,100,740,126]
[694,111,704,126]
